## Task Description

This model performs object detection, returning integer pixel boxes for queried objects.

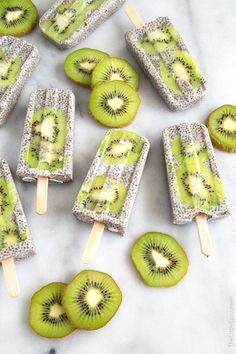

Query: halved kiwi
[62,270,122,330]
[131,232,189,287]
[160,51,203,94]
[138,26,179,55]
[25,107,68,172]
[78,175,127,215]
[0,0,38,36]
[207,104,236,153]
[0,223,27,250]
[64,48,109,87]
[0,49,21,88]
[98,130,144,166]
[29,282,76,339]
[89,80,141,128]
[175,165,225,210]
[0,178,17,225]
[91,57,139,90]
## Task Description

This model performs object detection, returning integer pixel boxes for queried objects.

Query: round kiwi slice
[41,2,86,43]
[0,223,27,250]
[131,232,189,287]
[98,130,144,166]
[89,80,141,128]
[25,107,68,172]
[0,178,17,225]
[160,50,203,94]
[64,48,109,87]
[171,136,209,164]
[138,26,179,54]
[78,175,127,215]
[62,270,122,330]
[175,165,225,210]
[0,0,38,36]
[91,57,139,90]
[29,282,76,339]
[207,104,236,153]
[0,49,21,88]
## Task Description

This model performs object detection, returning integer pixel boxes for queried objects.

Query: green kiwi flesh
[29,282,76,339]
[62,270,122,330]
[24,108,68,172]
[207,105,236,153]
[0,223,28,250]
[160,51,203,94]
[91,57,139,90]
[64,48,109,87]
[0,49,21,88]
[98,130,144,166]
[171,136,209,164]
[89,80,141,128]
[138,26,179,54]
[77,175,127,215]
[0,178,17,225]
[0,0,38,36]
[42,0,108,43]
[131,232,189,287]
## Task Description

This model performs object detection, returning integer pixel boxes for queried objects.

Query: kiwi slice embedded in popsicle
[131,232,189,287]
[0,49,21,88]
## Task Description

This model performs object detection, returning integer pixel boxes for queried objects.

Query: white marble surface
[0,0,236,353]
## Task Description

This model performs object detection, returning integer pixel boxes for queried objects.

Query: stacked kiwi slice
[64,48,141,128]
[131,232,189,287]
[29,270,122,338]
[0,0,38,36]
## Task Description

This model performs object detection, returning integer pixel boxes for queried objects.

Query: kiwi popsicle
[163,122,230,256]
[73,129,150,263]
[17,88,75,215]
[0,159,35,297]
[0,36,39,126]
[39,0,125,49]
[125,6,207,111]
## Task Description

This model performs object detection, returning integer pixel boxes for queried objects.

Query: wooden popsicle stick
[82,222,105,264]
[125,5,145,28]
[195,214,212,257]
[2,257,20,297]
[36,176,48,215]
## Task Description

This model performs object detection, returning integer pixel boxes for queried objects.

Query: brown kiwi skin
[206,105,236,153]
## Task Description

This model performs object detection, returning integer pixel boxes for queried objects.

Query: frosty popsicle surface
[73,129,150,235]
[162,122,230,224]
[17,88,75,184]
[0,36,39,126]
[125,7,207,111]
[39,0,125,49]
[0,160,34,297]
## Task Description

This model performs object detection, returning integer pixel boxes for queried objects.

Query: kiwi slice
[0,0,38,36]
[64,48,109,87]
[0,178,17,225]
[29,282,76,339]
[207,105,236,153]
[175,165,225,210]
[91,57,139,90]
[0,223,27,250]
[98,130,144,166]
[42,0,86,42]
[138,26,179,55]
[0,49,21,88]
[89,80,141,128]
[78,175,127,214]
[62,270,122,330]
[131,232,189,287]
[171,136,209,164]
[160,51,203,94]
[25,107,68,172]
